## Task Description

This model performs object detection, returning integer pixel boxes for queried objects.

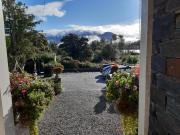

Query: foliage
[54,78,62,95]
[10,72,54,134]
[44,64,53,77]
[29,121,38,135]
[126,55,138,65]
[59,34,93,61]
[101,44,117,61]
[61,59,81,69]
[38,53,54,64]
[121,113,138,135]
[79,61,100,69]
[2,0,49,70]
[53,63,64,74]
[106,72,138,104]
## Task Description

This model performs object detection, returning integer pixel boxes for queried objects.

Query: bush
[106,72,138,104]
[126,55,138,65]
[44,64,53,77]
[79,61,100,69]
[53,78,62,95]
[61,59,81,69]
[105,72,139,135]
[10,72,54,135]
[38,53,54,64]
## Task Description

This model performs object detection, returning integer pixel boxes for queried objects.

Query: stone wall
[149,0,180,134]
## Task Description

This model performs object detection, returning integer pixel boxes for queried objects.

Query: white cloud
[45,20,140,42]
[26,1,68,21]
[85,35,101,44]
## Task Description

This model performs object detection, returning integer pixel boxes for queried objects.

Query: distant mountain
[45,31,114,44]
[100,32,114,41]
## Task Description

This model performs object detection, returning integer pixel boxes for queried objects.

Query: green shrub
[54,78,62,95]
[126,55,138,65]
[61,59,80,69]
[79,61,100,69]
[44,64,53,77]
[62,56,73,61]
[10,72,54,135]
[106,72,138,103]
[121,113,138,135]
[29,121,38,135]
[105,72,139,135]
[38,53,54,64]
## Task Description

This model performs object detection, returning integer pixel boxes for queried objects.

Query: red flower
[21,89,27,95]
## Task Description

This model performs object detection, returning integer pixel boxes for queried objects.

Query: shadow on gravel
[95,75,106,84]
[107,103,116,114]
[94,88,107,114]
[94,88,117,114]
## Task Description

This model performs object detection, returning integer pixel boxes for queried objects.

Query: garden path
[39,72,121,135]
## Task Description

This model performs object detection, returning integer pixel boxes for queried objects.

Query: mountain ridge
[45,31,115,43]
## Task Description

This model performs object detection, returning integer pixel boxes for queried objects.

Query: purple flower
[125,84,129,90]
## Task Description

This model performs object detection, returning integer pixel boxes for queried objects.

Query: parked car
[100,64,116,73]
[102,64,132,79]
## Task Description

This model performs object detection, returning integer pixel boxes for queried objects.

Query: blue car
[102,64,131,79]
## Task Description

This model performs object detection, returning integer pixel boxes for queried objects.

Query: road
[39,72,121,135]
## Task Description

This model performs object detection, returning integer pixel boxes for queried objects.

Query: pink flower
[21,89,27,95]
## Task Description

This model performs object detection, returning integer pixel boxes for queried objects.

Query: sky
[17,0,140,42]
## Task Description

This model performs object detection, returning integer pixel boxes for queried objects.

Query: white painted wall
[138,0,153,135]
[0,0,15,134]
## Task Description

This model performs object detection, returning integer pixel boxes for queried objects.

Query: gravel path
[39,72,121,135]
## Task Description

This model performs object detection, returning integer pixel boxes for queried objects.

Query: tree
[101,44,117,61]
[118,35,125,51]
[59,34,93,61]
[2,0,49,70]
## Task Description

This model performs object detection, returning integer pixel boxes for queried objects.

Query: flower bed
[10,72,55,135]
[106,72,139,135]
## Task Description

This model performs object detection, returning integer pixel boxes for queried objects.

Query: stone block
[174,30,180,39]
[152,41,160,54]
[153,14,175,41]
[151,72,157,85]
[154,0,166,7]
[166,94,180,121]
[159,39,180,58]
[176,14,180,30]
[150,85,166,109]
[150,103,179,135]
[166,0,180,12]
[166,58,180,78]
[156,105,180,135]
[156,74,180,96]
[152,54,166,73]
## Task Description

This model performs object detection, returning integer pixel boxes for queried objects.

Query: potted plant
[10,72,54,135]
[53,63,64,94]
[106,72,139,135]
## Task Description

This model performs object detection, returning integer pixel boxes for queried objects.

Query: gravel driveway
[39,72,121,135]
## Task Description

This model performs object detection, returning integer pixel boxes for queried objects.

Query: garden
[2,0,140,135]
